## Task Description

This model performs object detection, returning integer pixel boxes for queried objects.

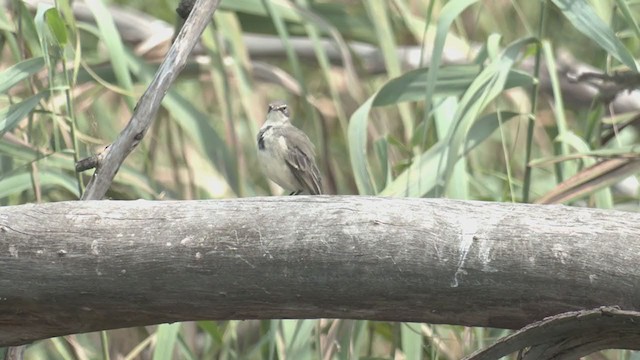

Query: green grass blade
[295,0,351,134]
[381,111,520,197]
[434,96,468,199]
[422,0,479,113]
[84,0,135,108]
[348,62,532,196]
[364,1,413,139]
[542,40,573,183]
[374,137,391,189]
[176,334,197,360]
[262,0,306,96]
[221,0,301,21]
[164,91,238,193]
[211,11,260,136]
[126,54,238,195]
[16,1,43,57]
[34,3,56,71]
[348,0,480,195]
[615,0,640,40]
[100,330,111,360]
[0,141,157,199]
[376,66,534,105]
[50,336,75,360]
[45,6,68,46]
[0,91,48,137]
[552,0,638,71]
[380,142,447,197]
[465,111,521,152]
[401,323,423,360]
[438,36,536,192]
[496,109,516,202]
[0,9,14,32]
[0,169,80,199]
[0,57,44,94]
[152,323,182,360]
[522,0,548,203]
[282,319,315,360]
[348,95,377,194]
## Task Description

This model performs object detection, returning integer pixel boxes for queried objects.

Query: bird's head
[265,101,291,126]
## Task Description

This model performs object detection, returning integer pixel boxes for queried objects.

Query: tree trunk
[1,197,638,346]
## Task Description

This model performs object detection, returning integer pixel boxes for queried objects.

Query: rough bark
[1,197,639,346]
[464,306,640,359]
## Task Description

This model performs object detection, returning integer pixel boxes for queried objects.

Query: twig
[75,146,110,172]
[76,0,222,200]
[463,306,640,360]
[568,70,640,103]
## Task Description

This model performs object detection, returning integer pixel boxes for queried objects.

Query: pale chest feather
[257,126,299,191]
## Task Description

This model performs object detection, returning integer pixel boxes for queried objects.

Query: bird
[257,101,322,195]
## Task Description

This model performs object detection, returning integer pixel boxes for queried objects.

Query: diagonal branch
[464,306,640,360]
[77,0,221,200]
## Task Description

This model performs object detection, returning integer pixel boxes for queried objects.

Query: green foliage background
[1,0,639,358]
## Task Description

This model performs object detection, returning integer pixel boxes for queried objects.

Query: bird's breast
[257,127,298,191]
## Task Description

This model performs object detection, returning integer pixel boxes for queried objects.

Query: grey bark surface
[464,306,640,359]
[1,197,639,346]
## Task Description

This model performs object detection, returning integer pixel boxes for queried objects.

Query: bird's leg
[290,190,302,195]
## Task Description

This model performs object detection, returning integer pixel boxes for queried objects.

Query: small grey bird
[257,101,322,195]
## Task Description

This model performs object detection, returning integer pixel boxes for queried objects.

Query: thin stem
[522,0,548,203]
[62,57,84,197]
[100,330,111,360]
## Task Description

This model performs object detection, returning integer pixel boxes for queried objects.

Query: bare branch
[535,159,640,204]
[568,70,640,103]
[1,197,639,347]
[75,146,110,172]
[464,306,640,360]
[77,0,221,200]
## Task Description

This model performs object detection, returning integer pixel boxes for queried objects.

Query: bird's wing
[279,127,323,195]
